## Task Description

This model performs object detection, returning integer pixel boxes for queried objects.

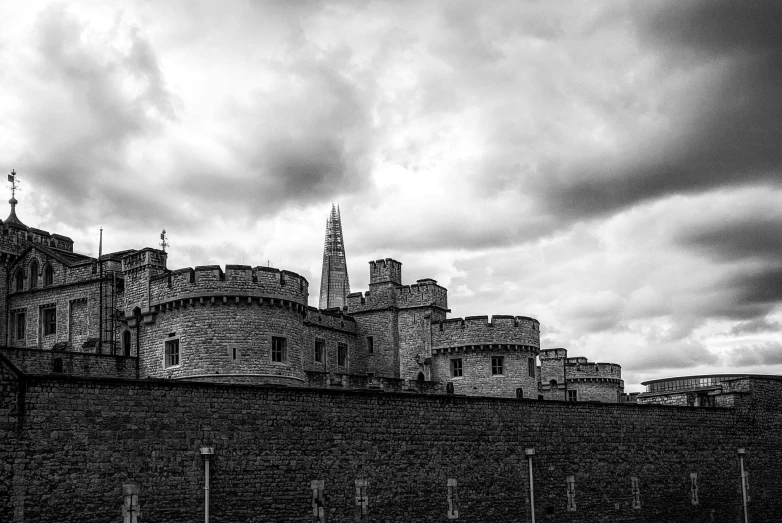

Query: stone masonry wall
[349,310,400,378]
[431,348,538,398]
[1,367,779,522]
[0,347,137,380]
[136,298,308,385]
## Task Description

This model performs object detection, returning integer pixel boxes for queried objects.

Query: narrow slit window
[366,336,374,354]
[631,477,641,510]
[15,312,26,340]
[314,339,325,363]
[528,357,536,377]
[337,343,347,367]
[690,473,698,506]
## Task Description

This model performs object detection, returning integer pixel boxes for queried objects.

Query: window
[164,339,180,368]
[43,308,56,335]
[44,264,54,286]
[491,356,504,375]
[366,336,374,354]
[528,357,536,378]
[272,336,287,363]
[337,343,347,367]
[14,270,23,292]
[15,312,25,340]
[314,339,325,363]
[29,260,38,289]
[122,331,132,356]
[230,347,239,362]
[567,390,578,402]
[450,358,463,378]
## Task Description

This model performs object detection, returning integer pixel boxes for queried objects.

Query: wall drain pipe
[200,447,214,523]
[525,448,536,523]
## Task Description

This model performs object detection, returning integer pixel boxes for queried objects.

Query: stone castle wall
[0,347,137,380]
[136,298,309,385]
[1,366,778,522]
[430,315,541,398]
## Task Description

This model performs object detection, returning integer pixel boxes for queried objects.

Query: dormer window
[29,260,38,289]
[44,264,54,286]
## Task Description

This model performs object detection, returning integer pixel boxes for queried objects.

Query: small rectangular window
[230,347,239,362]
[366,336,374,354]
[314,339,325,363]
[451,358,463,378]
[491,356,504,376]
[15,312,26,340]
[164,339,180,368]
[272,336,287,363]
[528,357,535,377]
[43,308,56,335]
[567,390,578,402]
[337,343,347,367]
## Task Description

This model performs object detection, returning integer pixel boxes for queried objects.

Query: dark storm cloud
[536,0,782,221]
[677,213,782,263]
[728,318,781,336]
[727,341,782,367]
[17,5,179,226]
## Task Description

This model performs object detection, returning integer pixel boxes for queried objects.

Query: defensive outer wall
[1,354,780,523]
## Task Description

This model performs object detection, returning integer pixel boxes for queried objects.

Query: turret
[369,258,402,287]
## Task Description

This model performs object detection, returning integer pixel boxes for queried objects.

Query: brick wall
[2,366,778,523]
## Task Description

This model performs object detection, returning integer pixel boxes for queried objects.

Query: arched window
[14,269,24,292]
[516,387,524,399]
[29,260,39,289]
[122,331,132,356]
[44,264,54,286]
[549,379,558,388]
[417,372,425,381]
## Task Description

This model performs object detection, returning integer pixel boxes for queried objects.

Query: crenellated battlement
[432,314,540,349]
[369,258,402,286]
[121,248,168,273]
[142,264,309,309]
[540,348,568,360]
[397,279,448,309]
[566,359,622,379]
[305,306,357,333]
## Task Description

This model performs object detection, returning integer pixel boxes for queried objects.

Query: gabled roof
[10,243,95,269]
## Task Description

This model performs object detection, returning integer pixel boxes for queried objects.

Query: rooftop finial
[5,169,26,229]
[160,229,169,252]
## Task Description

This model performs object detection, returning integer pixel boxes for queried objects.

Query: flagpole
[99,227,103,354]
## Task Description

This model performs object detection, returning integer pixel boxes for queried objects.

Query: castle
[3,175,781,522]
[0,179,622,402]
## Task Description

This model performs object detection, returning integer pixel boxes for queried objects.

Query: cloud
[726,341,782,367]
[728,318,782,336]
[529,0,782,222]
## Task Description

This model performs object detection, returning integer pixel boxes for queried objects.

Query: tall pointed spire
[319,203,351,309]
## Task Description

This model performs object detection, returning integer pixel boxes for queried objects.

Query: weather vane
[8,169,20,199]
[160,229,169,252]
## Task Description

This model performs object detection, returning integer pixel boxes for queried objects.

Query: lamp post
[200,447,214,523]
[738,448,748,523]
[525,448,536,523]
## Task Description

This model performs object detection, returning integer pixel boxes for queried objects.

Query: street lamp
[738,448,748,523]
[200,447,214,523]
[525,448,536,523]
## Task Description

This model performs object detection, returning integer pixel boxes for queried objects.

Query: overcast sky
[2,1,781,391]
